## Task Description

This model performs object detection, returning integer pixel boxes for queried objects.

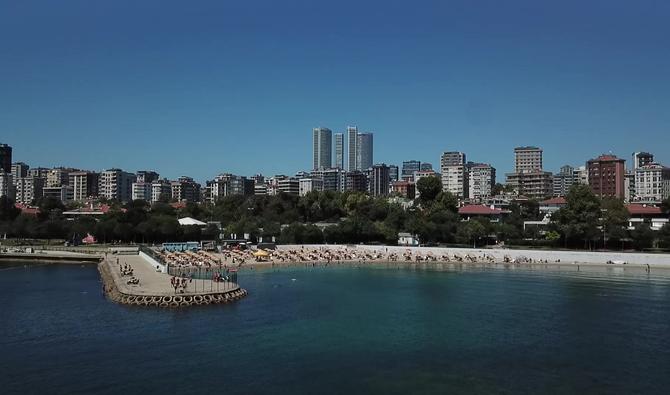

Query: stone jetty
[99,255,247,308]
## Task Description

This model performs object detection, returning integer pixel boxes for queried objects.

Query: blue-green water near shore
[1,263,669,394]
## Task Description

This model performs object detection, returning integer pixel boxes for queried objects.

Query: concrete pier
[99,255,247,308]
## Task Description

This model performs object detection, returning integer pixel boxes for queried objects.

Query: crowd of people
[155,249,222,268]
[152,246,567,272]
[249,247,565,266]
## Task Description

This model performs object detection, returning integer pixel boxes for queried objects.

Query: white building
[150,180,172,203]
[99,169,136,202]
[209,173,246,203]
[14,177,44,205]
[131,182,152,201]
[70,171,99,201]
[468,164,495,202]
[278,178,300,196]
[634,163,670,203]
[299,178,324,196]
[442,165,468,199]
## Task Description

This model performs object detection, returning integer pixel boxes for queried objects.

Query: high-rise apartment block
[14,177,45,205]
[0,143,12,173]
[552,165,575,197]
[150,180,172,203]
[514,146,543,173]
[312,127,332,170]
[11,162,29,179]
[587,154,626,199]
[634,163,670,202]
[344,126,374,171]
[389,165,399,182]
[356,133,373,171]
[311,168,346,192]
[440,152,468,199]
[47,167,76,187]
[368,164,390,197]
[442,165,468,199]
[70,171,99,201]
[28,167,49,179]
[208,173,247,203]
[171,176,200,202]
[99,169,136,202]
[334,133,344,169]
[345,171,368,192]
[505,146,553,199]
[441,152,466,168]
[401,160,421,181]
[0,172,14,199]
[467,163,496,201]
[299,178,324,196]
[347,126,358,171]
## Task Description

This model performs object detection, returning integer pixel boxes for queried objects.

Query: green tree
[416,176,442,203]
[658,223,670,249]
[0,196,21,221]
[631,223,655,250]
[553,184,601,249]
[600,198,630,249]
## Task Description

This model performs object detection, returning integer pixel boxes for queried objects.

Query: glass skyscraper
[312,127,332,170]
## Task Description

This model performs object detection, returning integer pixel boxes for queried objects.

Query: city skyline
[2,1,669,181]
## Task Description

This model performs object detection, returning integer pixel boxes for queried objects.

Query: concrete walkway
[106,255,239,297]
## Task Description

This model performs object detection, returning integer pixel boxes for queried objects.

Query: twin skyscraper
[313,126,373,171]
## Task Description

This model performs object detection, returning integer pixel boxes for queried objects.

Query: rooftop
[626,204,664,216]
[459,205,509,215]
[540,197,567,205]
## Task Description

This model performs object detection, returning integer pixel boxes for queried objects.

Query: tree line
[0,176,669,250]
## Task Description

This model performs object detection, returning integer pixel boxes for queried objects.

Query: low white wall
[139,250,167,273]
[278,244,670,266]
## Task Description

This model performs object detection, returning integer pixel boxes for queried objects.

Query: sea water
[1,263,669,394]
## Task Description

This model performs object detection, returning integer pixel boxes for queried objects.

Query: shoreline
[236,258,670,275]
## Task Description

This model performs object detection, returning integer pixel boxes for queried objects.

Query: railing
[167,264,238,284]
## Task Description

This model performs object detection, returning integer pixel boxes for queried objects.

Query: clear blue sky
[2,0,669,183]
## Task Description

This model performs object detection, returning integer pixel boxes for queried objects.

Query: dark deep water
[1,262,669,394]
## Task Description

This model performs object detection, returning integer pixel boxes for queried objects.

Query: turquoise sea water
[1,263,669,394]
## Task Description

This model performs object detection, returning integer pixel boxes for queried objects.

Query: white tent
[178,217,207,226]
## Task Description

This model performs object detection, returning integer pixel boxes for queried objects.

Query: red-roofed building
[458,205,510,222]
[626,204,668,230]
[62,203,125,219]
[539,196,567,216]
[14,203,40,216]
[170,201,187,210]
